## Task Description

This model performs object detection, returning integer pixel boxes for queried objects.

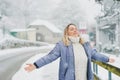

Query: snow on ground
[0,45,53,57]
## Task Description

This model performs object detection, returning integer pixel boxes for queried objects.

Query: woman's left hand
[109,57,115,63]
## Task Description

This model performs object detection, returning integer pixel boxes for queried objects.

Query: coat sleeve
[91,48,109,63]
[34,42,61,68]
[85,42,109,63]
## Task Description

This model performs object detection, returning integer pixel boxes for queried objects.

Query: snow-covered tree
[51,0,87,30]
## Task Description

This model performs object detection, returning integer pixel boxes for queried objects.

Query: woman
[24,24,115,80]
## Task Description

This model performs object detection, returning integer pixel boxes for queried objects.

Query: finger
[26,64,33,67]
[24,67,32,72]
[24,67,29,71]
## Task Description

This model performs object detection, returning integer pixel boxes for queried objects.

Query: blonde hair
[62,24,85,46]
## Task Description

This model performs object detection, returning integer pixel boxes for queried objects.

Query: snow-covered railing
[93,60,120,80]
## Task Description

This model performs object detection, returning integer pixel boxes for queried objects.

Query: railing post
[108,71,112,80]
[93,63,96,72]
[96,64,98,74]
[93,63,98,74]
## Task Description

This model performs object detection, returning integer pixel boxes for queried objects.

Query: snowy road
[0,50,36,80]
[0,46,54,80]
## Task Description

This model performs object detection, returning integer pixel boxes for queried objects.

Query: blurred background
[0,0,120,53]
[0,0,120,80]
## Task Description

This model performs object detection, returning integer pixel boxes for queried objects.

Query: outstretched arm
[24,43,61,72]
[91,49,115,63]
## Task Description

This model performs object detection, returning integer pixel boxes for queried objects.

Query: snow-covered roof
[29,20,62,33]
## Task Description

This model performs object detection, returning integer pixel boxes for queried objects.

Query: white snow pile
[0,34,49,49]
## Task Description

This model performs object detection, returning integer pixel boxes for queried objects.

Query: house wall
[17,32,27,39]
[30,25,62,43]
[27,30,36,42]
[10,29,36,42]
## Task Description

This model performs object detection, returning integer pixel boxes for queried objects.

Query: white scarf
[69,36,88,80]
[68,36,80,43]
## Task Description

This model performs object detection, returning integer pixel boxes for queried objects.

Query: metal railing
[93,60,120,80]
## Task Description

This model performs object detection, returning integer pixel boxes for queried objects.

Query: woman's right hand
[24,64,36,72]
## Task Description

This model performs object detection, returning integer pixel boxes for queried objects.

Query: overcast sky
[52,0,101,24]
[0,0,102,29]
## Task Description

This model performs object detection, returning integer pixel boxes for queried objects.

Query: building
[95,0,120,52]
[28,20,62,43]
[10,28,36,42]
[79,22,90,42]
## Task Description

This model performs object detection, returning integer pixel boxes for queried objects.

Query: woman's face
[67,25,79,37]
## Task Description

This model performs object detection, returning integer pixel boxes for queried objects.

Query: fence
[93,60,120,80]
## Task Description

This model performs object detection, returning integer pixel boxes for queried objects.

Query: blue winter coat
[34,41,109,80]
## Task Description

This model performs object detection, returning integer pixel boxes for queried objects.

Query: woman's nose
[74,29,78,32]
